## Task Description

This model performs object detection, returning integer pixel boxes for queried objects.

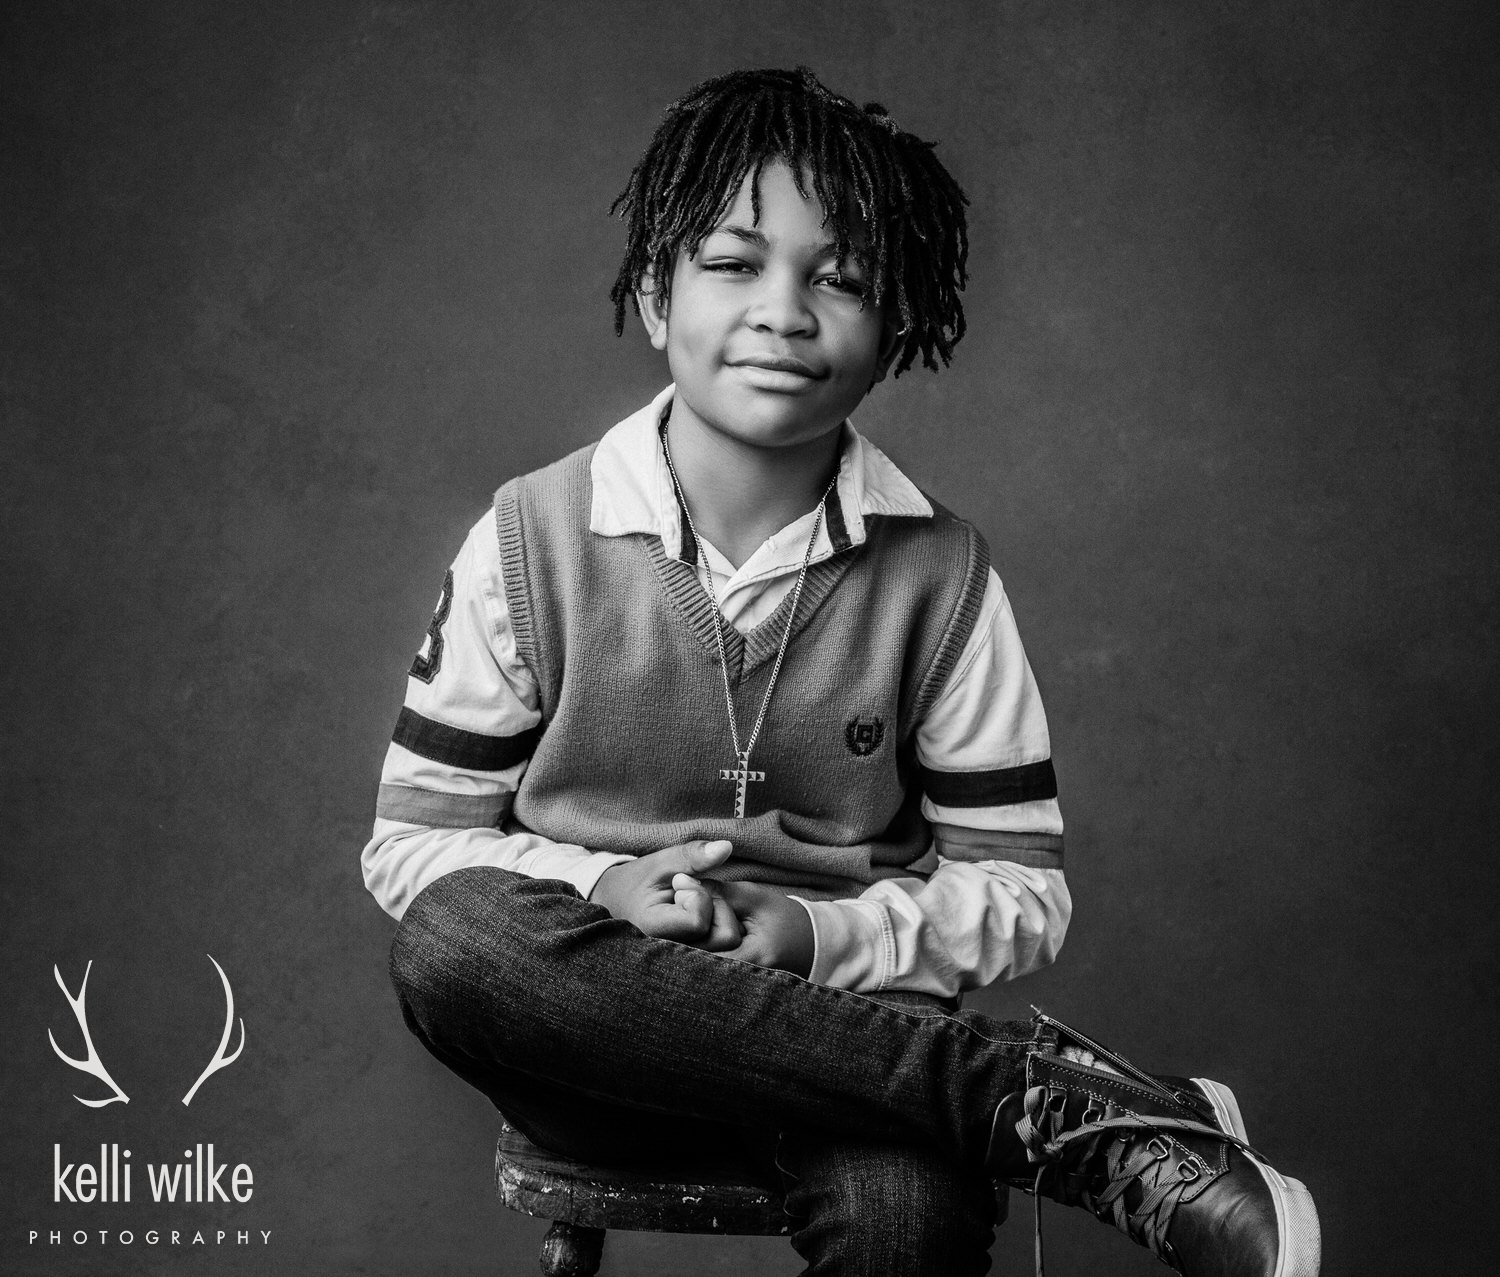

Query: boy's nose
[746,272,817,336]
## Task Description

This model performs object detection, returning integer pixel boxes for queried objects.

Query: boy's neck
[664,411,842,571]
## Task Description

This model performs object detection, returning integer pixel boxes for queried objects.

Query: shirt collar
[588,385,933,562]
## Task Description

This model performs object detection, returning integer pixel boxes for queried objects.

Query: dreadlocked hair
[609,67,969,376]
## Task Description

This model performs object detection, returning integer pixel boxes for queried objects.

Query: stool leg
[538,1221,605,1277]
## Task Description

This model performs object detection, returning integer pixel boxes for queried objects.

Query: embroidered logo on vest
[844,716,885,757]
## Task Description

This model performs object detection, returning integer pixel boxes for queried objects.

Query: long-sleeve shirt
[363,386,1070,996]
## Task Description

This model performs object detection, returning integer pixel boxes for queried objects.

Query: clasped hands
[590,840,814,978]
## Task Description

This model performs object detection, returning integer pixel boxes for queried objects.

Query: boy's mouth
[731,355,824,379]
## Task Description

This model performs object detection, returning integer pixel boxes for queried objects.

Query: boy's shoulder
[493,392,663,526]
[493,440,597,505]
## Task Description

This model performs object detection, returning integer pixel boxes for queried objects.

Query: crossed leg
[389,866,1042,1273]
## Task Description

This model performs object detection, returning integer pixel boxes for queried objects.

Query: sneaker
[1152,1071,1250,1141]
[987,1012,1320,1277]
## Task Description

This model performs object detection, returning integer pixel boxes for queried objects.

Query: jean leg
[401,1015,770,1177]
[390,866,1051,1168]
[780,1133,998,1277]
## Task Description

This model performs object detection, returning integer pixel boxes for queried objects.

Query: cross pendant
[718,752,766,819]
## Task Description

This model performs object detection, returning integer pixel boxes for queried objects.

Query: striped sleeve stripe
[392,707,541,772]
[376,784,512,828]
[933,823,1064,870]
[919,759,1058,807]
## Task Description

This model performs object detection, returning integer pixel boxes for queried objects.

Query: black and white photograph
[3,2,1495,1274]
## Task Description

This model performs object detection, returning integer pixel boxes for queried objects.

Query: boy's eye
[703,259,754,275]
[821,272,867,295]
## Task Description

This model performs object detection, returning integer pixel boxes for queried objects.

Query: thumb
[674,838,734,874]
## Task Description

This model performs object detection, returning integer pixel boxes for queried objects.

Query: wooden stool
[495,1118,1011,1275]
[494,1118,789,1276]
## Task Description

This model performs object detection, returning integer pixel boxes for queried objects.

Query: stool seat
[494,1117,787,1275]
[494,1118,1009,1275]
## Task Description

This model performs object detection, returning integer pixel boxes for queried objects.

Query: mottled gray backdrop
[3,1,1495,1273]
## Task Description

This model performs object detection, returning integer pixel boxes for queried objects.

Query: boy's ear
[637,271,669,352]
[870,314,907,387]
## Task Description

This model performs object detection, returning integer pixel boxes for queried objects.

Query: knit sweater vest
[495,444,991,900]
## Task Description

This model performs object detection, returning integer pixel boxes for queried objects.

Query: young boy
[365,68,1319,1276]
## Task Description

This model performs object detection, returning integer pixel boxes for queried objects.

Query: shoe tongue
[986,1091,1034,1178]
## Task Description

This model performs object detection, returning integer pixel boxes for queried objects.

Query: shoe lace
[1016,1086,1264,1277]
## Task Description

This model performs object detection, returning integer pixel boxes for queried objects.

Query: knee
[388,867,572,1021]
[784,1139,996,1276]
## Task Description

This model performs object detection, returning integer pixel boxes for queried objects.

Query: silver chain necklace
[661,433,835,819]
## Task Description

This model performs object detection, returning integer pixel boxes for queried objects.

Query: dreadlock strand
[853,133,893,317]
[807,95,839,240]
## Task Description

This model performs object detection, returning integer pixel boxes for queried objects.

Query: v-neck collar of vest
[657,416,855,570]
[596,387,931,678]
[644,533,858,679]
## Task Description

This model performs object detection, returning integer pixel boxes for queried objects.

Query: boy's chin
[677,388,861,453]
[700,413,845,454]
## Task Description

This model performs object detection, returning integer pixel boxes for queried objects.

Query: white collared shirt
[363,387,1071,995]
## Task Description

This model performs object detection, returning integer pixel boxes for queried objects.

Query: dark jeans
[390,867,1053,1276]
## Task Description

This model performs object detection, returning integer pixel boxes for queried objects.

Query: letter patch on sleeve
[409,569,454,684]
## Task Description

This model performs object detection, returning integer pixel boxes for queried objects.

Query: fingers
[663,838,734,876]
[709,885,814,978]
[669,874,715,936]
[702,883,770,965]
[666,875,742,949]
[638,864,738,953]
[703,889,744,951]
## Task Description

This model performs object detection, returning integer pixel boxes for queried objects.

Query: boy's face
[638,159,902,455]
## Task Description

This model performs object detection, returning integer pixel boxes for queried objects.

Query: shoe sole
[1191,1078,1322,1277]
[1189,1075,1249,1140]
[1255,1161,1322,1277]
